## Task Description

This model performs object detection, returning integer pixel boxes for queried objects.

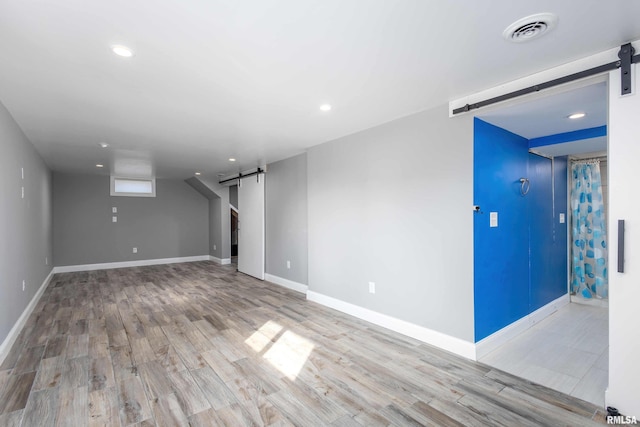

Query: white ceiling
[479,83,607,140]
[479,82,608,157]
[531,136,607,158]
[1,1,639,179]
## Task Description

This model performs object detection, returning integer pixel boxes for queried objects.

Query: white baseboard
[53,255,211,273]
[265,274,308,294]
[306,291,476,360]
[209,256,232,265]
[475,293,569,360]
[0,268,55,366]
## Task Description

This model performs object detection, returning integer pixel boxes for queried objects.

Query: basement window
[110,177,156,197]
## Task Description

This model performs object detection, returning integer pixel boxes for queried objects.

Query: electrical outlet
[22,280,25,291]
[287,260,291,269]
[213,244,216,250]
[368,282,375,294]
[21,187,24,199]
[112,207,117,213]
[112,216,117,223]
[132,247,138,254]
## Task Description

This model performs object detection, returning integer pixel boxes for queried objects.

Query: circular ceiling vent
[503,13,558,43]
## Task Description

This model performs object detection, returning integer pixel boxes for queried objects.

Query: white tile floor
[479,302,608,408]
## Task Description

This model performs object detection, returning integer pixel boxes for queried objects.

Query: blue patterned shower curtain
[570,160,608,299]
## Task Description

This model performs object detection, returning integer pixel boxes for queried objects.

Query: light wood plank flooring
[0,261,607,426]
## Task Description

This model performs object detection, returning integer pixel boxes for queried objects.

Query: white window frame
[110,176,156,197]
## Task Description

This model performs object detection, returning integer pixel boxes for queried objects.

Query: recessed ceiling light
[96,164,104,168]
[229,158,236,162]
[217,173,225,177]
[568,112,586,119]
[99,142,109,148]
[112,45,134,57]
[195,172,201,176]
[320,104,332,112]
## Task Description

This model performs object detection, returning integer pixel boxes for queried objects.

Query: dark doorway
[231,208,238,257]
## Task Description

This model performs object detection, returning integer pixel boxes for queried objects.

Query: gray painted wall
[184,177,223,259]
[209,198,222,258]
[0,101,53,346]
[53,174,209,266]
[266,153,308,284]
[307,103,475,342]
[229,185,238,209]
[196,178,231,260]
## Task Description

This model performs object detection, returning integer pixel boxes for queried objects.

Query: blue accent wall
[474,119,530,341]
[474,119,569,342]
[528,155,568,311]
[529,126,606,148]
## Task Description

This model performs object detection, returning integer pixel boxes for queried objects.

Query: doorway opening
[230,184,239,265]
[231,207,238,264]
[473,80,609,407]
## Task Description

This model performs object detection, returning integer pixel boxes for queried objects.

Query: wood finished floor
[0,261,607,426]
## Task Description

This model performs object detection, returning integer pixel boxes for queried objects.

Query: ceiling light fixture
[229,158,236,162]
[96,164,104,168]
[568,112,586,119]
[99,142,109,148]
[195,172,201,176]
[319,104,332,112]
[112,45,134,57]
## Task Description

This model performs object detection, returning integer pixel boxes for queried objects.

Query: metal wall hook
[519,178,530,196]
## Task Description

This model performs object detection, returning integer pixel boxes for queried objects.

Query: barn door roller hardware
[218,167,264,184]
[619,43,635,95]
[453,43,638,115]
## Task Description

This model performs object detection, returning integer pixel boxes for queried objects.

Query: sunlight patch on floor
[263,330,315,381]
[245,320,315,380]
[244,320,283,352]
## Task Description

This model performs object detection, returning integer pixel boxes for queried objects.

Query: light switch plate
[490,212,498,227]
[112,216,117,223]
[112,207,117,213]
[559,213,565,224]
